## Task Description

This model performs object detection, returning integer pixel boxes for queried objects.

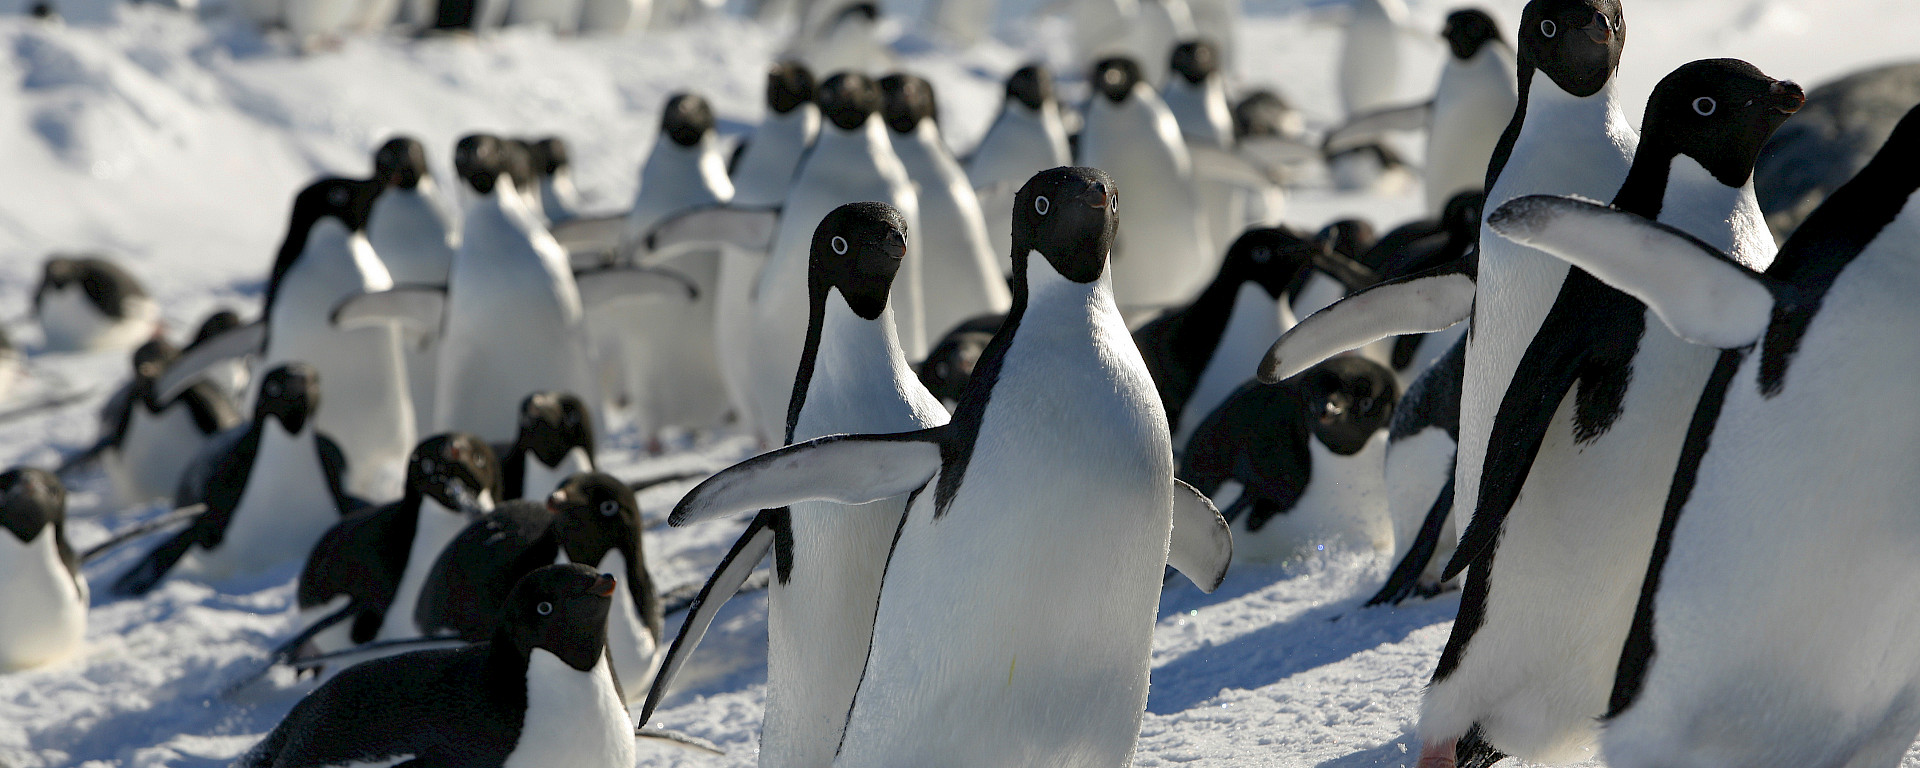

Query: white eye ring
[599,500,619,516]
[1540,19,1557,37]
[536,601,553,615]
[1693,97,1716,116]
[831,236,848,255]
[1034,196,1050,215]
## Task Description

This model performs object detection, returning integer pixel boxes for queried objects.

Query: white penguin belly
[191,426,340,582]
[729,109,817,209]
[1232,433,1391,564]
[377,500,474,641]
[0,530,87,672]
[503,652,636,768]
[891,126,1010,338]
[1175,283,1286,449]
[1078,93,1214,313]
[39,286,156,353]
[107,404,210,506]
[1381,426,1456,586]
[522,447,593,500]
[1425,49,1518,215]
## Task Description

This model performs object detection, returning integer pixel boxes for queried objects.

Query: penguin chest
[38,285,154,352]
[197,428,339,580]
[503,652,635,768]
[377,502,473,641]
[367,191,456,285]
[520,447,592,500]
[0,529,86,672]
[107,403,212,505]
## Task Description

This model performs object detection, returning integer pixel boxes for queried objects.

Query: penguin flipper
[1260,263,1475,383]
[331,285,448,336]
[1324,101,1433,155]
[575,265,700,312]
[155,321,266,403]
[668,429,946,526]
[1489,195,1778,349]
[1168,479,1232,592]
[643,205,781,258]
[638,514,775,728]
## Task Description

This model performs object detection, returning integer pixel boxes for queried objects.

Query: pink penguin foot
[1416,739,1459,768]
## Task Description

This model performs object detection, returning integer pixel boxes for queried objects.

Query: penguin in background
[1123,0,1195,86]
[183,308,252,406]
[1365,333,1463,606]
[577,0,644,33]
[1370,191,1482,381]
[33,254,158,354]
[500,391,595,501]
[878,74,1011,339]
[0,468,86,673]
[80,339,242,507]
[785,1,891,76]
[731,62,821,209]
[917,313,1000,411]
[1162,39,1290,261]
[506,0,584,35]
[529,137,581,224]
[366,136,459,438]
[1162,39,1232,149]
[115,363,354,596]
[1290,218,1378,320]
[1339,0,1411,118]
[238,565,638,768]
[501,139,551,224]
[966,64,1072,276]
[1185,0,1238,75]
[1231,90,1320,187]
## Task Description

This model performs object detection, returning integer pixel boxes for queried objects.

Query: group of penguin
[3,0,1918,765]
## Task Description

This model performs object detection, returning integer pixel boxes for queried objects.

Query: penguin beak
[1770,80,1806,115]
[546,488,569,513]
[1580,13,1614,45]
[591,573,617,597]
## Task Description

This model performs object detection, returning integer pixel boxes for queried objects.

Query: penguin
[1484,100,1920,768]
[1230,89,1320,186]
[296,433,498,654]
[1122,0,1196,86]
[502,139,551,224]
[1365,333,1463,606]
[529,137,581,224]
[1162,40,1232,149]
[1185,0,1237,74]
[622,93,736,245]
[0,468,85,673]
[917,313,1000,411]
[576,0,640,32]
[1754,61,1920,239]
[1338,0,1410,118]
[641,202,949,763]
[965,64,1072,276]
[730,62,820,209]
[183,308,252,405]
[414,474,660,703]
[115,363,354,595]
[751,72,924,445]
[33,255,158,353]
[366,136,459,438]
[1290,218,1378,320]
[85,339,242,507]
[500,391,595,501]
[785,1,889,77]
[1179,356,1397,565]
[1365,191,1483,381]
[877,74,1011,340]
[664,168,1231,765]
[237,565,636,768]
[261,175,416,500]
[1077,57,1215,317]
[1132,227,1314,450]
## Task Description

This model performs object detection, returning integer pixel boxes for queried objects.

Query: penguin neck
[813,119,891,168]
[644,134,734,205]
[1613,143,1687,219]
[895,119,946,156]
[786,286,907,443]
[1180,271,1281,372]
[1487,65,1628,191]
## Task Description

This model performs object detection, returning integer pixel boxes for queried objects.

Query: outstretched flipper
[643,206,782,261]
[331,285,449,336]
[1168,479,1232,592]
[1488,195,1778,349]
[1323,101,1434,155]
[668,429,947,527]
[1260,261,1476,383]
[1367,474,1453,606]
[80,504,207,564]
[575,265,700,311]
[156,322,267,403]
[638,514,776,728]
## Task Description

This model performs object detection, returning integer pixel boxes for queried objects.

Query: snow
[0,0,1915,766]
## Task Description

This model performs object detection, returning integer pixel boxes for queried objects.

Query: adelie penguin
[1484,99,1920,768]
[1165,40,1291,257]
[1162,39,1233,149]
[79,338,241,507]
[238,565,637,768]
[116,364,354,596]
[500,391,595,501]
[0,468,86,673]
[528,137,580,224]
[666,168,1231,766]
[729,62,820,209]
[295,433,499,655]
[641,202,949,764]
[966,64,1072,275]
[364,136,458,438]
[33,254,158,353]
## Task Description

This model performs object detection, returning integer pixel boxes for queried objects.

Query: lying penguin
[33,254,159,353]
[71,338,240,507]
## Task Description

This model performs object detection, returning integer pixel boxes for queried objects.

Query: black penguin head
[1091,57,1143,103]
[255,363,319,434]
[1518,0,1624,98]
[1443,8,1502,60]
[817,73,882,131]
[546,473,641,576]
[1294,356,1398,455]
[878,73,937,134]
[0,467,66,545]
[810,202,909,320]
[1222,227,1316,298]
[1639,59,1803,187]
[1233,90,1301,141]
[662,93,716,148]
[1315,219,1376,261]
[191,309,241,348]
[513,391,596,467]
[499,563,614,671]
[373,137,428,190]
[455,134,509,195]
[1440,191,1486,235]
[918,314,1002,406]
[408,433,500,512]
[767,61,817,114]
[1006,64,1053,111]
[1012,167,1119,284]
[500,139,539,193]
[529,137,570,177]
[131,338,180,383]
[1169,40,1220,85]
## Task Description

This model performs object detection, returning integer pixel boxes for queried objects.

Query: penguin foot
[1415,740,1457,768]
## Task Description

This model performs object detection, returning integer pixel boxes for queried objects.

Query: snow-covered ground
[0,0,1916,765]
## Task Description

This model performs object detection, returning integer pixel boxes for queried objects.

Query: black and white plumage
[0,468,86,672]
[500,391,595,501]
[70,339,240,508]
[33,254,158,353]
[917,313,1001,411]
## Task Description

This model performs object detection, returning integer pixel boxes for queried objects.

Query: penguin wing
[638,513,775,728]
[574,265,699,312]
[1323,101,1433,155]
[1168,479,1232,592]
[669,429,947,527]
[155,322,266,403]
[415,501,556,640]
[642,205,781,258]
[1260,263,1475,382]
[331,285,448,337]
[1489,195,1779,349]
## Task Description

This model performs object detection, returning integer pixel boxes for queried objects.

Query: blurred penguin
[965,64,1071,276]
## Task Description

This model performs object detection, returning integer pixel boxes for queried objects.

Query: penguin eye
[831,236,849,255]
[1693,97,1717,116]
[1034,196,1051,215]
[536,601,553,616]
[599,500,619,516]
[1539,19,1557,37]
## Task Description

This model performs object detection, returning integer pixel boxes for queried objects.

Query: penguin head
[130,338,180,383]
[547,473,641,577]
[1169,40,1219,85]
[1005,64,1053,111]
[817,72,882,131]
[1295,356,1398,455]
[1233,90,1304,142]
[1222,227,1316,299]
[918,314,1002,409]
[499,563,614,671]
[293,178,382,235]
[1519,0,1624,98]
[1639,59,1803,188]
[767,61,817,115]
[454,134,509,195]
[662,93,716,148]
[1091,57,1143,104]
[255,363,319,435]
[529,137,570,178]
[1443,8,1502,61]
[373,137,428,190]
[1315,219,1376,262]
[810,202,909,320]
[0,467,66,546]
[38,255,145,311]
[409,433,500,513]
[1440,191,1486,236]
[1012,166,1119,284]
[190,309,242,349]
[514,391,596,467]
[878,73,937,134]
